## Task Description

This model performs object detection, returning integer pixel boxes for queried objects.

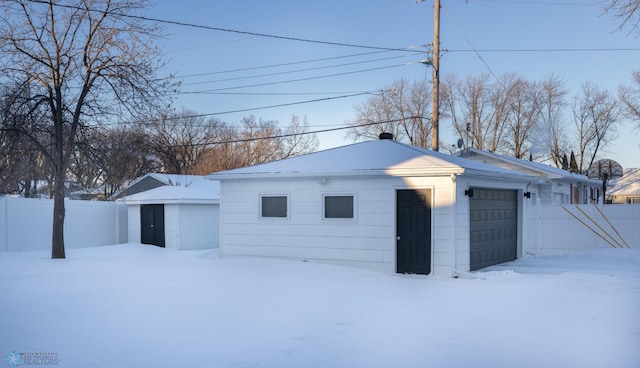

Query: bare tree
[572,82,620,173]
[347,78,431,147]
[0,124,51,196]
[442,73,571,162]
[193,123,241,174]
[68,126,105,194]
[503,77,543,159]
[97,126,160,197]
[0,82,53,197]
[279,115,319,159]
[618,70,640,130]
[68,125,159,198]
[0,0,172,258]
[441,73,517,152]
[443,73,495,150]
[140,109,222,174]
[234,116,283,167]
[602,0,640,35]
[193,115,318,174]
[535,75,569,167]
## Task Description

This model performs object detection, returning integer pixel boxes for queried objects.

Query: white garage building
[209,137,537,276]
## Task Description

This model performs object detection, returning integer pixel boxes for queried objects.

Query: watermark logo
[4,352,59,367]
[4,352,22,368]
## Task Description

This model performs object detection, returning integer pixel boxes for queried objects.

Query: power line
[22,0,425,53]
[186,91,372,96]
[177,64,408,93]
[102,91,377,126]
[179,55,409,87]
[174,49,423,79]
[173,92,374,118]
[472,0,599,6]
[164,116,420,149]
[441,5,500,82]
[447,47,640,52]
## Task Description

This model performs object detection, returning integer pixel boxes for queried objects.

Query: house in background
[458,148,602,205]
[209,136,537,276]
[607,168,640,204]
[116,175,220,250]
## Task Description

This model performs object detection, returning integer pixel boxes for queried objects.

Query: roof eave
[118,198,220,205]
[460,168,538,182]
[210,167,471,181]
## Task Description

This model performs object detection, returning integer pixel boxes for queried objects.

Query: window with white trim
[323,194,354,219]
[260,195,288,218]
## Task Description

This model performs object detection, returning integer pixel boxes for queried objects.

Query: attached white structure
[459,148,602,205]
[209,138,537,276]
[118,180,220,250]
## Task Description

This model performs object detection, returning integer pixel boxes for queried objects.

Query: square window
[324,195,354,219]
[261,195,288,218]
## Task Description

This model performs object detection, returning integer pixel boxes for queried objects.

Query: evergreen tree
[569,151,579,173]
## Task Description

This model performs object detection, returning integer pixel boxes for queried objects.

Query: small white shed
[118,182,220,250]
[209,137,537,276]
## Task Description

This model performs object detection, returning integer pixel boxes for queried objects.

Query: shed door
[396,189,432,275]
[141,204,165,247]
[469,188,517,271]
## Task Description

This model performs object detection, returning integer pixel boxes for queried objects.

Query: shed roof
[607,168,640,196]
[117,184,219,205]
[110,173,220,201]
[209,139,537,182]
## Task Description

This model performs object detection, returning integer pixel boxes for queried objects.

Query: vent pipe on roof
[379,132,394,140]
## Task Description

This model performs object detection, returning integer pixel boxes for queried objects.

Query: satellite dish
[587,159,624,180]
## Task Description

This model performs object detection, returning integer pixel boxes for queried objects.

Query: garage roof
[209,139,536,181]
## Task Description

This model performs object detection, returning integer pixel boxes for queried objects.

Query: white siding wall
[221,176,400,272]
[177,204,220,250]
[116,203,128,243]
[221,174,468,276]
[164,204,178,249]
[127,205,141,244]
[539,184,552,205]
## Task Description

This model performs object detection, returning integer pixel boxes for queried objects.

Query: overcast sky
[146,0,640,169]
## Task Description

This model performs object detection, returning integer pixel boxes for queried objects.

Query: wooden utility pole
[431,0,440,151]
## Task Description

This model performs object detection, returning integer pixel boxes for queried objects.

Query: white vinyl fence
[525,204,639,255]
[0,196,127,252]
[1,196,637,256]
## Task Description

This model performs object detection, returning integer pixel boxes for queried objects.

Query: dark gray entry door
[396,189,432,275]
[141,204,165,247]
[469,188,517,270]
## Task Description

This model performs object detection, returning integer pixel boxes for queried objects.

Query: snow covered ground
[1,244,638,368]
